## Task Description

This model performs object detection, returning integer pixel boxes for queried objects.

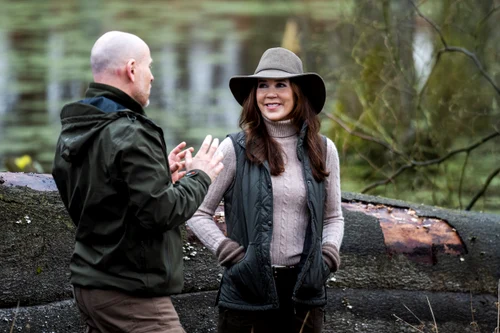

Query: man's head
[90,31,154,107]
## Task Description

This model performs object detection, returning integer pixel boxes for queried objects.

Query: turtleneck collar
[263,116,299,138]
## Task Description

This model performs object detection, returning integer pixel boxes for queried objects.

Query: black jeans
[218,267,324,333]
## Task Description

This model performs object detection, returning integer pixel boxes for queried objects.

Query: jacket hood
[56,83,147,163]
[58,101,123,163]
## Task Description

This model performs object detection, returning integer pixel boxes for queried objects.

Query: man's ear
[126,59,136,82]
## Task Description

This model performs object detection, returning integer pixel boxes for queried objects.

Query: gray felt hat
[229,47,326,114]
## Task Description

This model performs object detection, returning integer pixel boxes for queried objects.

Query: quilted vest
[217,126,329,310]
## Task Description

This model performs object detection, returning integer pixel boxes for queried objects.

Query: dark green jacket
[218,130,329,310]
[52,83,211,296]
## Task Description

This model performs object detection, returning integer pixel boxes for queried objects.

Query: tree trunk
[1,172,499,332]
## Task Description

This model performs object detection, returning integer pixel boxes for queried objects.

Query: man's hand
[185,135,224,182]
[168,142,194,183]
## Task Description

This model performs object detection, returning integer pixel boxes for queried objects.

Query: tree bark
[1,172,499,332]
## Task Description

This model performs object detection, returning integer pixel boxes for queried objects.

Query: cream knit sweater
[186,117,344,266]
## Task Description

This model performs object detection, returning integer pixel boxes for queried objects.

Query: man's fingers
[208,156,224,182]
[214,162,224,175]
[211,152,224,165]
[176,171,187,179]
[170,162,180,173]
[187,136,224,182]
[176,160,186,170]
[170,142,187,156]
[195,135,220,158]
[176,147,194,160]
[184,149,193,170]
[198,135,213,155]
[208,138,219,156]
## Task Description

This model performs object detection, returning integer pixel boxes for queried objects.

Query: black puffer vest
[217,127,329,311]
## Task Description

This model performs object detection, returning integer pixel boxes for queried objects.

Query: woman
[187,47,344,333]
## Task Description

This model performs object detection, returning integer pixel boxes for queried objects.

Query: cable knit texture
[186,116,344,266]
[322,243,341,272]
[216,238,245,267]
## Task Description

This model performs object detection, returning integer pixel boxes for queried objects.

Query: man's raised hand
[168,141,194,183]
[185,135,224,182]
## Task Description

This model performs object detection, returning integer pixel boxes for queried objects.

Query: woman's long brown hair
[239,79,329,182]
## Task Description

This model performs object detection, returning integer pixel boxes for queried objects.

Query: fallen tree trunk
[0,172,499,332]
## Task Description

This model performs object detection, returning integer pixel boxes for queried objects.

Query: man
[52,31,224,333]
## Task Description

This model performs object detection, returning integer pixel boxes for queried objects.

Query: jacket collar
[86,82,146,116]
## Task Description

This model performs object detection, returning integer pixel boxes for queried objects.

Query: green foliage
[0,0,498,213]
[319,0,500,213]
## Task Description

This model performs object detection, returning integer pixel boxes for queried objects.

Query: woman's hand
[216,238,245,267]
[322,243,340,272]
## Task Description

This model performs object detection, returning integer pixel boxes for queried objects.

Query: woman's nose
[266,90,278,98]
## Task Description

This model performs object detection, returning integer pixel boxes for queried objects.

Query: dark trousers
[217,267,324,333]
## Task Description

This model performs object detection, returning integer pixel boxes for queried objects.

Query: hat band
[252,69,303,78]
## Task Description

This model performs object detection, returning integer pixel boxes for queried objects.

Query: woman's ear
[126,59,136,82]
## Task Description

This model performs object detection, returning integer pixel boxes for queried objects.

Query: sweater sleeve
[186,137,236,254]
[322,138,344,250]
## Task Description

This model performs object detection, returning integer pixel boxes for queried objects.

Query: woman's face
[256,78,295,121]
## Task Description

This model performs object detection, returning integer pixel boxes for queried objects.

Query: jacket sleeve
[113,122,211,232]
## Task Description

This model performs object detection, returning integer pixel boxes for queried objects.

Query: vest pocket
[321,254,331,283]
[296,239,328,302]
[221,243,272,305]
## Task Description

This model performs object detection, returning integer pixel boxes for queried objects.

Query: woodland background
[0,0,498,213]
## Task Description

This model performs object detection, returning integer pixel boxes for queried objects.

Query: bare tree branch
[439,47,500,95]
[331,1,500,208]
[478,5,500,28]
[465,166,500,211]
[357,151,388,178]
[354,1,500,205]
[411,0,500,96]
[361,163,411,193]
[324,113,405,157]
[361,131,500,194]
[410,131,499,167]
[409,0,447,48]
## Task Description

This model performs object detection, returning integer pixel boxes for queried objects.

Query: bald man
[52,31,224,333]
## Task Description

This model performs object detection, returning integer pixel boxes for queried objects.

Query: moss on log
[1,172,499,332]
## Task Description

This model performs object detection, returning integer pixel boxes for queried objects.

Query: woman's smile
[257,79,295,121]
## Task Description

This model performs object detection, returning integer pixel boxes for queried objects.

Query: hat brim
[229,72,326,114]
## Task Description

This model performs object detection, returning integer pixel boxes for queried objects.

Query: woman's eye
[258,83,268,88]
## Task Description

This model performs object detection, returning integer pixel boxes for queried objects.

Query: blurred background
[0,0,498,213]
